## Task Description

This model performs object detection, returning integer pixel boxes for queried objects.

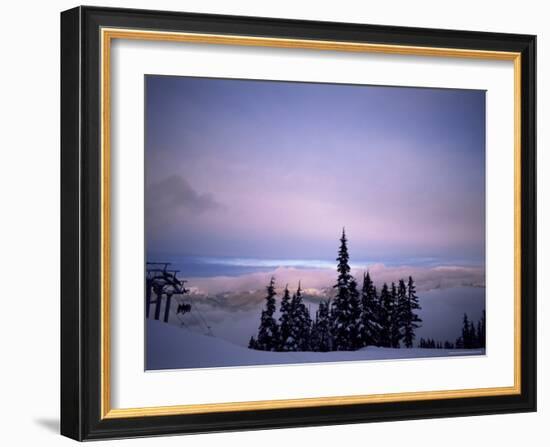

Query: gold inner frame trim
[100,27,522,419]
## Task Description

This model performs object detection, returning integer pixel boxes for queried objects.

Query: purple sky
[145,75,485,264]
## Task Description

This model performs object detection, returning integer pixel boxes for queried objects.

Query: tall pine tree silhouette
[348,277,362,350]
[401,276,422,348]
[469,320,476,348]
[378,283,392,347]
[310,318,320,351]
[331,228,361,350]
[396,279,408,345]
[277,282,312,351]
[360,271,380,347]
[389,282,401,348]
[460,313,472,348]
[254,276,280,351]
[278,285,293,351]
[456,311,485,349]
[290,282,312,351]
[312,299,332,352]
[478,310,486,348]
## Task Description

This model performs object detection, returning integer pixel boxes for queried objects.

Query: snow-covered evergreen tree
[290,283,312,351]
[278,283,311,351]
[254,276,280,351]
[348,277,362,350]
[278,285,293,351]
[331,229,361,350]
[400,276,422,348]
[389,282,402,348]
[360,271,380,347]
[314,299,332,352]
[377,283,392,347]
[396,279,408,344]
[310,320,320,352]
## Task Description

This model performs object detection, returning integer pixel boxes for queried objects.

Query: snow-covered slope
[146,319,484,370]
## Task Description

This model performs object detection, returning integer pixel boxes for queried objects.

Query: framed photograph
[60,6,536,441]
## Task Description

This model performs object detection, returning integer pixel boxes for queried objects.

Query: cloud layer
[186,263,485,298]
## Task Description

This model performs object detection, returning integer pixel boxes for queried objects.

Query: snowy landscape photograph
[144,75,486,371]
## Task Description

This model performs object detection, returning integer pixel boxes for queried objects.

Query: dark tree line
[249,229,423,352]
[418,310,486,350]
[419,338,455,349]
[455,311,486,349]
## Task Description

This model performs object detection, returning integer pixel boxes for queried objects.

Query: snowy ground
[146,319,484,370]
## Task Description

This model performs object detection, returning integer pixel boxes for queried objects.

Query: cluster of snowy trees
[249,229,422,352]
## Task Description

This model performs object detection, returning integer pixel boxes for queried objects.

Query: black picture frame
[61,5,536,441]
